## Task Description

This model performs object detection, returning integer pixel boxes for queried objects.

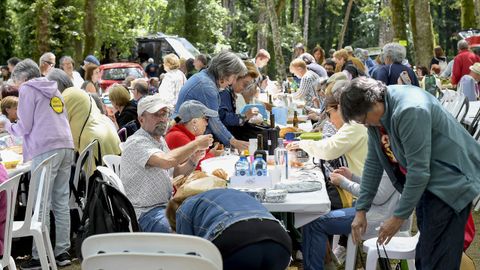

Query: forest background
[0,0,479,80]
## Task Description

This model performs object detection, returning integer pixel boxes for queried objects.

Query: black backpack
[75,170,140,260]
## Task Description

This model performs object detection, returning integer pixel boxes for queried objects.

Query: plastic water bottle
[252,154,267,176]
[274,138,288,180]
[235,153,250,176]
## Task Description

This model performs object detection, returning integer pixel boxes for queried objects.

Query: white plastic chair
[118,142,125,152]
[344,216,414,270]
[81,232,222,270]
[102,155,121,177]
[96,166,125,194]
[82,253,219,270]
[0,172,23,270]
[362,232,420,270]
[69,140,97,218]
[13,154,58,270]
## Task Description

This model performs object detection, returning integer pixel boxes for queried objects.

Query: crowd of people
[0,39,479,270]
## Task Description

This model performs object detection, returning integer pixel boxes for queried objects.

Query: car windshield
[102,67,143,81]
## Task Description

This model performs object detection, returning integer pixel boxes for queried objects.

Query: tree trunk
[337,0,353,50]
[275,0,286,25]
[184,0,198,43]
[265,0,286,81]
[409,0,417,64]
[303,0,310,45]
[257,1,268,53]
[83,0,97,57]
[293,0,300,26]
[36,0,51,57]
[378,0,394,46]
[222,0,235,39]
[475,0,480,28]
[391,0,407,42]
[413,0,434,67]
[460,0,476,29]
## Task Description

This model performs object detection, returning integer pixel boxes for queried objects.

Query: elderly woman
[372,42,419,86]
[289,58,321,109]
[108,84,139,134]
[3,59,74,269]
[1,96,18,123]
[165,100,223,170]
[47,68,121,161]
[219,61,262,141]
[81,64,101,95]
[175,51,249,150]
[59,56,84,89]
[158,53,186,107]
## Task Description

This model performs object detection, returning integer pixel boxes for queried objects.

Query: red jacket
[165,124,214,170]
[451,50,480,85]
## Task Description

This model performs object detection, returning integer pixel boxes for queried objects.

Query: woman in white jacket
[157,54,186,107]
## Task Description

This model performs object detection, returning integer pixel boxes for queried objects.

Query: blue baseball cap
[84,55,100,66]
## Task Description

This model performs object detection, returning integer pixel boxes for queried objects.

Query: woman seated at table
[165,100,223,169]
[1,96,18,123]
[108,84,140,135]
[166,187,292,270]
[219,61,264,141]
[47,68,121,164]
[287,83,367,176]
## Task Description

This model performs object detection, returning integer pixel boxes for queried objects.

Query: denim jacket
[219,88,241,127]
[174,70,233,145]
[176,189,279,241]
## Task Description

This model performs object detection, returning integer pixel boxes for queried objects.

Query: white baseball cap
[137,95,171,116]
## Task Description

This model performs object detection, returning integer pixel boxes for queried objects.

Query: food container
[234,188,266,202]
[200,155,240,179]
[264,189,288,203]
[1,160,20,169]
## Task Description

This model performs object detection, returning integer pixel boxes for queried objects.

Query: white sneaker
[333,245,346,264]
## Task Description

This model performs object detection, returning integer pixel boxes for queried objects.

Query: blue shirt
[175,70,233,145]
[219,88,241,127]
[372,63,419,87]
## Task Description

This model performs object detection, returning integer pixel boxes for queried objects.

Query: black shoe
[19,258,42,270]
[55,252,72,267]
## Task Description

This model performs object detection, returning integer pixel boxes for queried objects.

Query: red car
[98,62,146,92]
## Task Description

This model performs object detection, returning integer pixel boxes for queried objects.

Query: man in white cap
[458,62,480,101]
[120,95,213,233]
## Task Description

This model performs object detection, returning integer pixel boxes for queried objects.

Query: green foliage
[0,0,14,63]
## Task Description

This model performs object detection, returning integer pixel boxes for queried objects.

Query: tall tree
[292,0,300,25]
[265,0,286,80]
[378,0,394,46]
[35,0,52,57]
[338,0,353,49]
[257,1,268,52]
[476,0,480,28]
[412,0,434,67]
[460,0,476,29]
[390,0,407,42]
[83,0,97,57]
[222,0,235,39]
[0,0,13,62]
[303,0,310,45]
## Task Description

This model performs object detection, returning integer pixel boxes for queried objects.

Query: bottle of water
[235,153,250,176]
[252,154,267,176]
[274,138,288,180]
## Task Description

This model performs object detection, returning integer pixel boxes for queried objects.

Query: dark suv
[135,33,201,64]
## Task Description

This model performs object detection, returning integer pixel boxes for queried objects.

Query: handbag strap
[78,95,93,147]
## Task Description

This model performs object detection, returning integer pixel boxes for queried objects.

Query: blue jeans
[415,191,470,270]
[31,148,74,258]
[138,206,171,233]
[302,207,356,270]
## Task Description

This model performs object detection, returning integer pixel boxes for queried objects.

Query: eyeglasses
[43,60,55,67]
[325,107,336,118]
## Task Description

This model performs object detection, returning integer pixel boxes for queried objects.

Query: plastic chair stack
[102,155,121,177]
[12,154,58,270]
[96,166,125,194]
[81,232,223,270]
[0,172,24,270]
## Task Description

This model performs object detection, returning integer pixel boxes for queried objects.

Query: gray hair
[11,59,41,84]
[339,77,386,123]
[298,53,316,65]
[457,40,469,50]
[59,56,75,68]
[39,52,55,64]
[382,43,406,64]
[46,68,74,93]
[207,51,247,81]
